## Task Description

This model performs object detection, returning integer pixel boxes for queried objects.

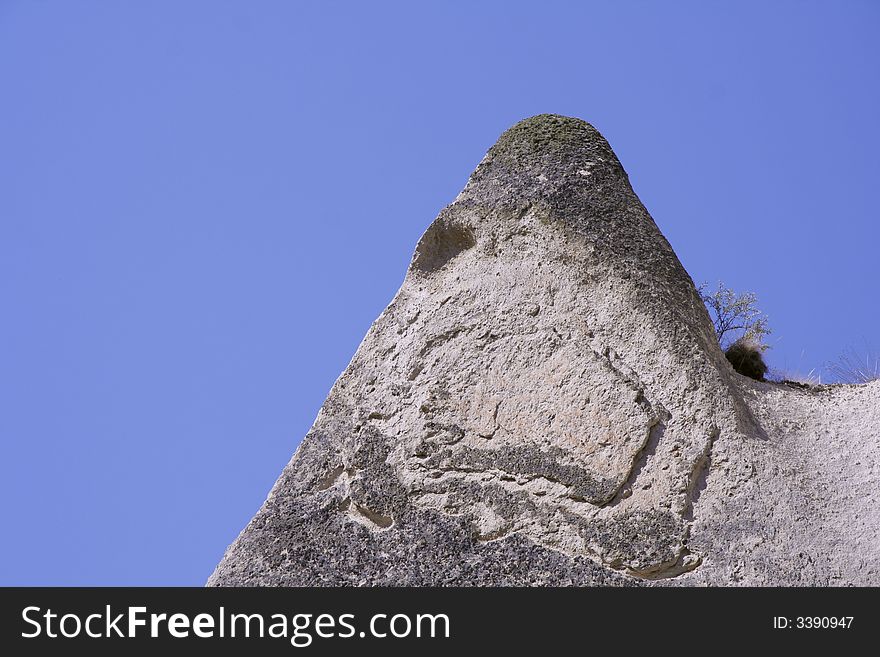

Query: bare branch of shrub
[698,281,771,349]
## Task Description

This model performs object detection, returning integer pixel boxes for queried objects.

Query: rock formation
[209,115,880,586]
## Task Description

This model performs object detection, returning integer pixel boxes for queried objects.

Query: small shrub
[699,282,771,348]
[725,338,768,381]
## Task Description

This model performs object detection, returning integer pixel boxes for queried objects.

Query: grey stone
[208,115,880,586]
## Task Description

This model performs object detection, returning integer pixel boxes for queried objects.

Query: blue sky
[1,1,878,585]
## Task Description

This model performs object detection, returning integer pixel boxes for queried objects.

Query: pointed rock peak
[209,118,880,587]
[490,114,604,160]
[460,114,629,217]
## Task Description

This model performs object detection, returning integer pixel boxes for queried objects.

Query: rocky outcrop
[208,115,880,586]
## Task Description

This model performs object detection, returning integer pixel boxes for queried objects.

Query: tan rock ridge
[209,115,880,586]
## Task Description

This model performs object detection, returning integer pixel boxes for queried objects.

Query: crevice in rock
[634,550,703,580]
[603,419,667,508]
[417,327,465,358]
[626,427,721,580]
[315,465,345,491]
[683,427,718,522]
[351,502,394,530]
[410,464,604,509]
[475,527,515,543]
[338,483,395,530]
[581,344,672,507]
[416,444,618,505]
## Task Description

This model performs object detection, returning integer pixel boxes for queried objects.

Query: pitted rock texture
[209,115,880,586]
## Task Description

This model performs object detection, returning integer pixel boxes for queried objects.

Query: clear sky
[2,1,878,585]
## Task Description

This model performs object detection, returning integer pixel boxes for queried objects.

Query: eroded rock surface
[209,115,880,586]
